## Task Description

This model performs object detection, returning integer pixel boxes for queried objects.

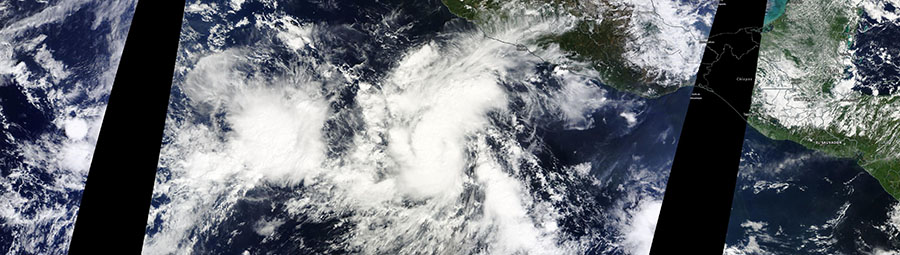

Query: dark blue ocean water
[851,2,900,96]
[725,126,900,254]
[156,0,698,253]
[156,1,459,253]
[0,1,133,253]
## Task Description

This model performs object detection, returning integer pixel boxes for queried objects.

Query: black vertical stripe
[68,1,185,253]
[650,0,768,253]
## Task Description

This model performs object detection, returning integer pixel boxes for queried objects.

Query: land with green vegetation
[440,0,900,199]
[748,0,900,199]
[440,0,686,97]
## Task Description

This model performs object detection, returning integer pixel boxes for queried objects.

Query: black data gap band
[649,0,768,253]
[68,1,185,253]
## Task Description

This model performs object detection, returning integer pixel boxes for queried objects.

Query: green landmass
[441,0,900,199]
[749,0,900,199]
[440,0,679,97]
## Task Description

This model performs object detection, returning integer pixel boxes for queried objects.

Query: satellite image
[0,0,136,254]
[0,0,898,254]
[725,0,900,253]
[141,0,715,254]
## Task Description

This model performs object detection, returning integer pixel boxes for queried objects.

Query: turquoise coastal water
[764,0,787,25]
